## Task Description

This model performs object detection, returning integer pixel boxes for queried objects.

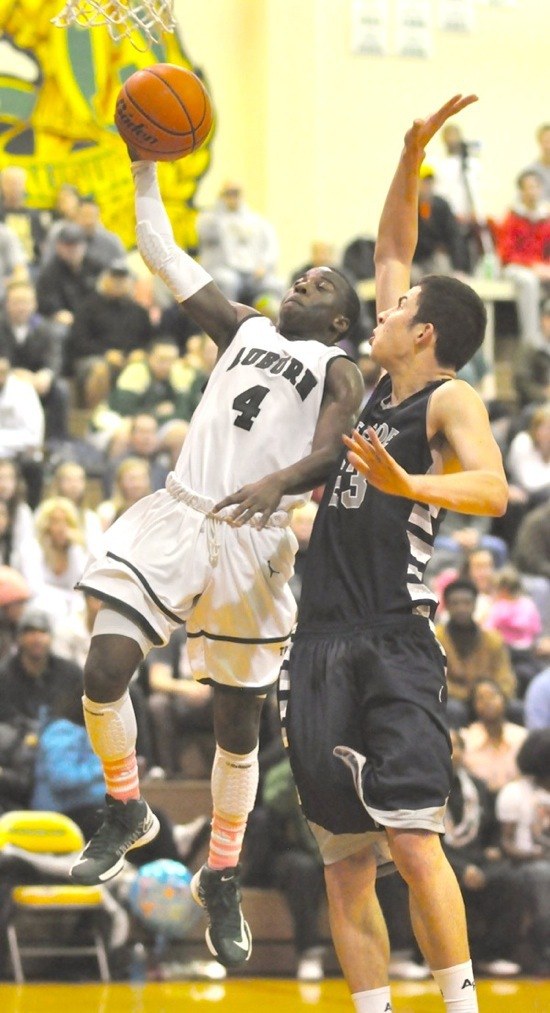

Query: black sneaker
[70,794,160,885]
[190,864,252,968]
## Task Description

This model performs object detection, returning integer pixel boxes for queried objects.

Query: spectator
[40,184,82,263]
[0,279,69,440]
[34,496,90,615]
[0,565,31,662]
[108,336,203,426]
[242,753,327,982]
[496,729,550,973]
[0,497,42,594]
[442,728,522,976]
[411,163,468,282]
[513,297,550,409]
[0,166,49,268]
[523,123,550,202]
[96,457,152,531]
[462,679,527,795]
[524,667,550,730]
[103,414,169,497]
[0,353,45,508]
[513,499,550,581]
[35,222,101,331]
[65,258,152,408]
[483,565,543,694]
[74,195,126,269]
[498,170,550,345]
[146,625,214,779]
[0,606,82,725]
[0,221,28,303]
[435,579,517,728]
[460,547,498,624]
[49,460,104,557]
[198,181,285,305]
[433,122,486,273]
[0,456,36,552]
[506,404,550,507]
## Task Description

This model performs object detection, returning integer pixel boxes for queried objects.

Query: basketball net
[51,0,176,47]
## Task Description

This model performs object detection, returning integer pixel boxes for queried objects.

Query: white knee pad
[83,690,137,762]
[211,745,259,820]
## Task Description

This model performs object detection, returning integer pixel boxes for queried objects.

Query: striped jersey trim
[187,628,292,646]
[105,551,184,625]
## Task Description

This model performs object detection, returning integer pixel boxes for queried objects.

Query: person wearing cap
[0,605,82,726]
[198,181,285,306]
[75,196,126,270]
[0,564,31,662]
[63,257,152,408]
[411,163,469,283]
[35,222,103,331]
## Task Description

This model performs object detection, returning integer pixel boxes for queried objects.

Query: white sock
[352,987,393,1012]
[432,962,478,1012]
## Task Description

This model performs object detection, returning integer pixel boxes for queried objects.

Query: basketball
[115,63,213,161]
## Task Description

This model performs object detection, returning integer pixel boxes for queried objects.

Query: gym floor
[3,978,549,1012]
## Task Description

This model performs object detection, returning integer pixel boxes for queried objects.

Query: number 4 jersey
[173,315,348,510]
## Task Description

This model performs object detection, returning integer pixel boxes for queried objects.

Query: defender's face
[278,267,345,340]
[369,287,422,366]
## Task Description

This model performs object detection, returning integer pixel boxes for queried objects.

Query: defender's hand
[213,474,286,529]
[405,94,478,154]
[344,428,416,499]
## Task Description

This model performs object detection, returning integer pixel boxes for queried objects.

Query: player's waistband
[165,472,291,528]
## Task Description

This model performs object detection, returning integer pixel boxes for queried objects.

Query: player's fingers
[347,450,369,475]
[213,490,246,512]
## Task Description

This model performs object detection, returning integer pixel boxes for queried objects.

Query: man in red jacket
[499,170,550,346]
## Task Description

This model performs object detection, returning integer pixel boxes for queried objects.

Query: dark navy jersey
[297,373,451,631]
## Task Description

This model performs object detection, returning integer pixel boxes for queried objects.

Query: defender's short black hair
[412,275,487,372]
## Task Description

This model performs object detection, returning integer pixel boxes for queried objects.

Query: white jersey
[174,315,347,510]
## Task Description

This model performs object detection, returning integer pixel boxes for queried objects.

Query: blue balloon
[128,859,202,940]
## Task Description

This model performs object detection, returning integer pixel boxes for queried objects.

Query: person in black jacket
[35,223,102,328]
[64,259,152,408]
[412,164,470,280]
[0,279,69,441]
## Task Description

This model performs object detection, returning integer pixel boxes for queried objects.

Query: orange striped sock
[103,750,140,802]
[208,812,247,870]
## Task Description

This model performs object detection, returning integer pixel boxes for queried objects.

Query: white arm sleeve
[131,161,212,302]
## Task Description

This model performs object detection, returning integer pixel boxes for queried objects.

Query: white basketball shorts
[77,475,298,691]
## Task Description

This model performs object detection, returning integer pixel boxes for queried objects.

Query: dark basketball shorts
[280,615,452,840]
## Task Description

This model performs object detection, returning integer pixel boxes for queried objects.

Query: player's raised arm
[130,156,253,351]
[374,94,478,317]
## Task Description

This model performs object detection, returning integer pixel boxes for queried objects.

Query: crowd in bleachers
[0,121,549,983]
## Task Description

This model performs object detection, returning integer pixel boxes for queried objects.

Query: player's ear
[414,320,435,348]
[332,314,350,336]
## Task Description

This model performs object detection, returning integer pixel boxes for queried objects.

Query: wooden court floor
[2,979,550,1012]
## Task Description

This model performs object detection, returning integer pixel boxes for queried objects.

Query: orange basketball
[115,63,213,161]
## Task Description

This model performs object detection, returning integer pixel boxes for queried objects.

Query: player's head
[412,275,487,371]
[278,266,360,345]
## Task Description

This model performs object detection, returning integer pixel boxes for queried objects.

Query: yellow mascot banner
[0,0,214,249]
